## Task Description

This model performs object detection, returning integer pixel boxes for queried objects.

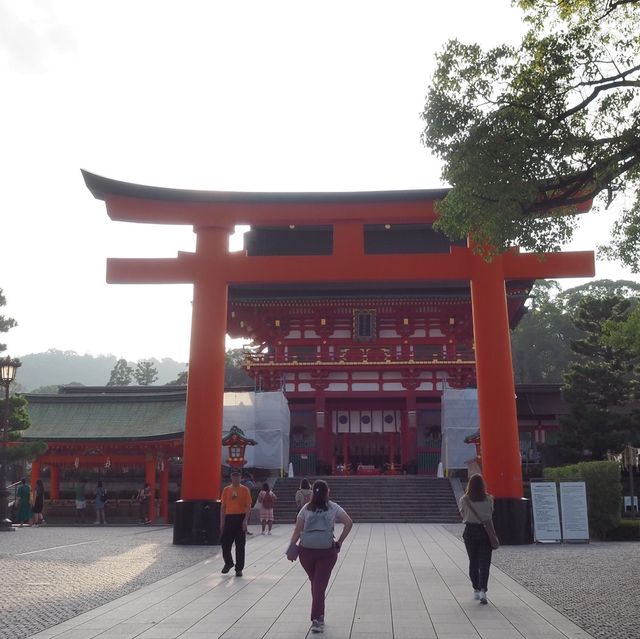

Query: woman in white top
[286,480,353,634]
[458,473,494,605]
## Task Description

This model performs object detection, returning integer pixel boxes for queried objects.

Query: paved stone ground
[24,524,592,639]
[0,525,214,639]
[445,524,639,639]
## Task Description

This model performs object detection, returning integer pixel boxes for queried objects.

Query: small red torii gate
[82,171,594,543]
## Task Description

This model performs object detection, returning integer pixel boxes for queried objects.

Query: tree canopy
[0,288,17,353]
[133,360,159,386]
[422,0,640,265]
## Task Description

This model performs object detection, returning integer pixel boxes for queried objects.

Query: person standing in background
[295,478,312,509]
[75,478,88,524]
[220,470,252,577]
[257,482,277,535]
[31,479,45,526]
[16,478,32,527]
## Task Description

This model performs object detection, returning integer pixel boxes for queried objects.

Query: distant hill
[15,349,187,392]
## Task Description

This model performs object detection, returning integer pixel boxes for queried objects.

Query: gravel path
[0,525,215,639]
[445,524,639,639]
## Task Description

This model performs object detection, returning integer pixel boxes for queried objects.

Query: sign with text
[559,481,589,543]
[530,482,562,543]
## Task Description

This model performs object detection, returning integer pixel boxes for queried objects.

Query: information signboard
[530,481,562,543]
[559,481,589,543]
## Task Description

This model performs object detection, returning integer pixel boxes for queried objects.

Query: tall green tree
[107,358,133,386]
[133,360,159,386]
[0,289,46,464]
[511,280,580,383]
[0,288,17,353]
[560,295,640,460]
[422,0,640,265]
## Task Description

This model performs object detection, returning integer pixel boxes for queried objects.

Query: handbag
[465,496,500,550]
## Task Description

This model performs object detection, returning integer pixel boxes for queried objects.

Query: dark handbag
[465,496,500,550]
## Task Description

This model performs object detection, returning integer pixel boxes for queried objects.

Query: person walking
[220,470,252,577]
[137,482,151,524]
[94,480,107,525]
[74,478,88,524]
[257,482,277,535]
[286,480,353,634]
[16,478,32,527]
[31,479,45,526]
[295,478,312,509]
[459,473,498,605]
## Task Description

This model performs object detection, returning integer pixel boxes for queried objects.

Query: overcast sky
[2,0,638,363]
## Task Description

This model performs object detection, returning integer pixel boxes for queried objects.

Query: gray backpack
[300,508,334,549]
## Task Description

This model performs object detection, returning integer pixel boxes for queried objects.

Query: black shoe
[221,563,234,574]
[235,570,243,577]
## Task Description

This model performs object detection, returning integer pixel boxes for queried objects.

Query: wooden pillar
[181,226,229,501]
[31,460,42,490]
[470,254,523,498]
[50,466,60,500]
[160,459,169,523]
[400,410,408,467]
[343,432,349,471]
[145,456,156,522]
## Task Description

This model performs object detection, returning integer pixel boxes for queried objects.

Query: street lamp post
[0,356,21,532]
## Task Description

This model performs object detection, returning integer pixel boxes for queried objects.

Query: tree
[225,349,253,387]
[422,1,640,265]
[511,280,580,383]
[30,385,60,394]
[133,360,159,386]
[107,359,133,386]
[166,370,188,385]
[1,394,46,463]
[0,288,17,353]
[560,295,640,460]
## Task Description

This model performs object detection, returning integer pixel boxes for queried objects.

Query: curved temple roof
[81,170,450,206]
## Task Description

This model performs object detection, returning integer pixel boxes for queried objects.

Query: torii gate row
[83,170,594,543]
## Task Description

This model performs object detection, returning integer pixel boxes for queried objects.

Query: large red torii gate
[83,170,594,544]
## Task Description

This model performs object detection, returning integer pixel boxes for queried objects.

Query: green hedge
[606,519,640,541]
[543,461,622,539]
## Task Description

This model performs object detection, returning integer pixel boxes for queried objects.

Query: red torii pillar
[82,170,594,544]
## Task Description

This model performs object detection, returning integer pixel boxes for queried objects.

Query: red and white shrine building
[227,225,544,476]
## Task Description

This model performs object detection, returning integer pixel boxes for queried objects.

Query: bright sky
[2,0,638,363]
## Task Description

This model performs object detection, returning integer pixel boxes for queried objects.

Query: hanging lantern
[105,456,111,469]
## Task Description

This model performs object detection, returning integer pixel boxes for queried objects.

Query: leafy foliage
[0,288,17,353]
[560,294,640,459]
[544,460,622,538]
[422,0,640,263]
[133,360,159,386]
[107,358,133,386]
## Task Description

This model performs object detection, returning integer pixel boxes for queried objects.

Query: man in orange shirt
[220,470,252,576]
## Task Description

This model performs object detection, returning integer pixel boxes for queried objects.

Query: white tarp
[221,391,290,471]
[441,388,479,471]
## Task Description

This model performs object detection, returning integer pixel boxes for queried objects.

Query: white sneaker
[473,590,480,600]
[311,619,323,633]
[267,531,272,535]
[479,590,488,605]
[261,531,266,535]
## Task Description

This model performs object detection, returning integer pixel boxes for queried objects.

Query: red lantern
[222,425,257,469]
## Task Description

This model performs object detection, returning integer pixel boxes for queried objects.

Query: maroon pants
[298,546,338,621]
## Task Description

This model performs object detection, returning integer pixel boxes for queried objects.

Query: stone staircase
[271,476,461,524]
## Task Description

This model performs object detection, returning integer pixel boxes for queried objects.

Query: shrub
[544,461,622,539]
[606,519,640,541]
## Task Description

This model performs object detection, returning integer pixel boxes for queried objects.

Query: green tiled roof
[22,391,186,441]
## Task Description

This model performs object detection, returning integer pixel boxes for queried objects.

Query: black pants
[463,523,493,591]
[221,514,246,571]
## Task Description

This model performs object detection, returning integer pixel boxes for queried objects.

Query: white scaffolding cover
[441,388,479,471]
[221,391,290,470]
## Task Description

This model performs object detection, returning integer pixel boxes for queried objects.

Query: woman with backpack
[257,482,277,535]
[286,480,353,634]
[295,478,312,509]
